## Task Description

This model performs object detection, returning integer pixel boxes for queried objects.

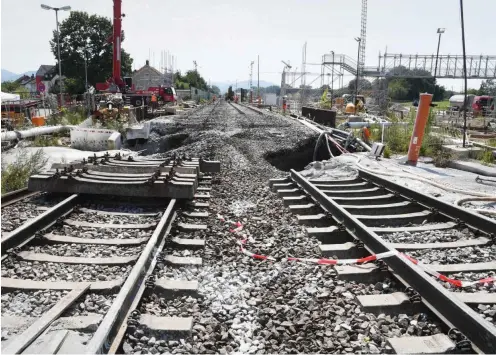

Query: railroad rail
[1,188,40,208]
[1,153,218,354]
[270,168,496,353]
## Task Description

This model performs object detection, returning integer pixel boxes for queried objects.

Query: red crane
[96,0,178,106]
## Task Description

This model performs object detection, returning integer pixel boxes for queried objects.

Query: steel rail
[1,187,40,208]
[228,101,246,115]
[1,194,80,256]
[358,169,496,236]
[290,169,496,353]
[85,199,177,354]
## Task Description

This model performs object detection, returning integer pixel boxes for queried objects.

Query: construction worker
[151,93,157,113]
[361,126,371,144]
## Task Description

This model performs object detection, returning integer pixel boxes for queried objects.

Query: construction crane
[360,0,367,68]
[95,0,177,106]
[280,61,292,103]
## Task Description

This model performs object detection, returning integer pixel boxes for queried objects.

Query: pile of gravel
[122,102,447,354]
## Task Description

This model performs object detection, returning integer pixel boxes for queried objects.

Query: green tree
[348,78,372,92]
[385,66,445,101]
[50,11,133,93]
[388,79,410,100]
[210,85,221,95]
[479,79,496,96]
[1,81,21,93]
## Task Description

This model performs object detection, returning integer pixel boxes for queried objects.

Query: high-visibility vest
[151,95,157,102]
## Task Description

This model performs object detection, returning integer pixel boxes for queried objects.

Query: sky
[1,0,495,91]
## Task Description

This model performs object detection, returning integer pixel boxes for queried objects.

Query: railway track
[1,153,218,354]
[269,168,496,353]
[1,188,41,208]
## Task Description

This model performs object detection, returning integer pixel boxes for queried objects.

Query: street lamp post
[41,4,71,107]
[330,51,334,108]
[434,28,445,80]
[354,37,361,114]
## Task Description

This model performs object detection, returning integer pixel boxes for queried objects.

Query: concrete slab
[154,279,199,297]
[329,194,403,205]
[177,223,207,232]
[1,277,123,291]
[357,292,425,314]
[270,182,294,192]
[107,132,122,150]
[455,292,496,304]
[171,237,205,249]
[164,255,202,266]
[288,203,320,215]
[56,331,92,354]
[282,195,309,207]
[182,211,209,218]
[390,237,491,250]
[356,210,432,227]
[322,187,382,197]
[448,160,496,177]
[64,219,155,229]
[277,188,301,197]
[335,264,388,283]
[139,314,192,335]
[387,333,455,354]
[430,261,496,273]
[126,121,151,140]
[297,213,332,227]
[371,221,457,233]
[17,251,137,265]
[28,175,195,199]
[22,329,69,354]
[319,242,366,259]
[443,144,482,159]
[342,201,423,215]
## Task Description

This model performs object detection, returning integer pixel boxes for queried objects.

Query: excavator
[95,0,177,108]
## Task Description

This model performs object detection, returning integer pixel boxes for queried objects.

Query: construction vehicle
[343,94,366,114]
[95,0,177,107]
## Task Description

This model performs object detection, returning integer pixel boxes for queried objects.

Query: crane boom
[112,0,123,87]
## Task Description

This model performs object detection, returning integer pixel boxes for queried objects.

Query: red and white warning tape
[217,215,495,288]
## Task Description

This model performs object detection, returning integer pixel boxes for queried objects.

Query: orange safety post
[407,93,433,166]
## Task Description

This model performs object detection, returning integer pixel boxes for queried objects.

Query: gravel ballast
[122,102,449,354]
[1,259,131,282]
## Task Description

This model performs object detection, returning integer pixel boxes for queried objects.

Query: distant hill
[1,69,36,83]
[212,80,277,94]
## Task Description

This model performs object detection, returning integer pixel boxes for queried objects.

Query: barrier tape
[218,216,495,288]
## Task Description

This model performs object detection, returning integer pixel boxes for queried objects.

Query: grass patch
[485,138,496,148]
[479,150,495,166]
[31,135,62,147]
[46,109,87,126]
[1,149,48,194]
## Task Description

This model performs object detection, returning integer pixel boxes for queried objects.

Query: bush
[1,149,48,194]
[383,145,392,158]
[31,135,61,147]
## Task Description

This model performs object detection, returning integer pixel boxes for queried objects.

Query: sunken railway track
[270,168,496,353]
[1,154,219,354]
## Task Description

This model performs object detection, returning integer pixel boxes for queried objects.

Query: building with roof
[132,60,173,90]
